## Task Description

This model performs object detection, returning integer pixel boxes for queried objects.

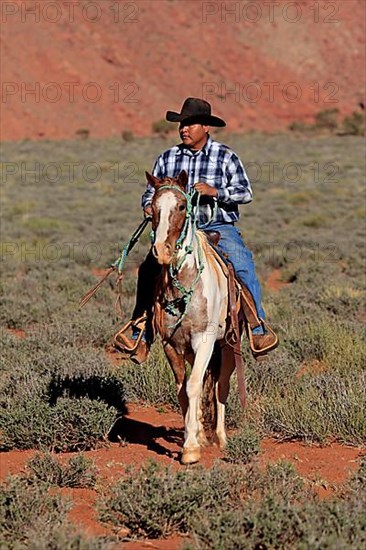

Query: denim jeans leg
[206,223,266,324]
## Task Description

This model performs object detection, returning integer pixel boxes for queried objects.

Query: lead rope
[79,217,151,310]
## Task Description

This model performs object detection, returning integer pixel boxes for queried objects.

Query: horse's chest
[158,282,209,351]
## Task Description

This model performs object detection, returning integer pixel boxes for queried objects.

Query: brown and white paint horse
[148,170,238,464]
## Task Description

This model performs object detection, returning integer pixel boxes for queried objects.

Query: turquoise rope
[113,186,217,327]
[150,185,208,328]
[112,217,151,274]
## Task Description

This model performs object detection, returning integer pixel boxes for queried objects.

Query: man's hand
[194,182,218,197]
[144,205,153,218]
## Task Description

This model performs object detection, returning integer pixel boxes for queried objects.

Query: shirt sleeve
[216,152,253,205]
[141,155,165,209]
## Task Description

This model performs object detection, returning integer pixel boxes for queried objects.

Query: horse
[147,170,243,465]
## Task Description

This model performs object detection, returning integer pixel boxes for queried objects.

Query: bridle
[151,184,209,328]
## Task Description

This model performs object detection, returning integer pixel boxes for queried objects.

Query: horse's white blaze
[154,193,177,244]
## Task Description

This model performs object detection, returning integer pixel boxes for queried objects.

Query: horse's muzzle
[152,242,173,265]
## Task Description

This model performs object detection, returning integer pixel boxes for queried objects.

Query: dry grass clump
[98,459,366,548]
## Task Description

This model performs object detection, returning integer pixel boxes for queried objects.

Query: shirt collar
[176,135,213,156]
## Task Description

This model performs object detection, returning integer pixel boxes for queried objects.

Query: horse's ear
[145,172,161,188]
[177,170,188,189]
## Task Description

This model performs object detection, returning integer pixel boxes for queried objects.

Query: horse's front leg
[186,353,208,448]
[181,335,216,465]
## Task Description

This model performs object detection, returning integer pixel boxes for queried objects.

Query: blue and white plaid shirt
[142,135,253,226]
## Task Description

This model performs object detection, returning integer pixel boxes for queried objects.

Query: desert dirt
[1,402,364,548]
[2,269,365,547]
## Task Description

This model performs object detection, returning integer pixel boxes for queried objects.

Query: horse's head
[146,170,189,265]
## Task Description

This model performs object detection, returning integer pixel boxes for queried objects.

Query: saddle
[203,230,278,359]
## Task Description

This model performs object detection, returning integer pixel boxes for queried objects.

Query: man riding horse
[118,97,278,363]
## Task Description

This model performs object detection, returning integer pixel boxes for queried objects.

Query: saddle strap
[226,263,246,409]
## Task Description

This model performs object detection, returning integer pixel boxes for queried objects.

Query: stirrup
[113,315,147,354]
[247,319,279,358]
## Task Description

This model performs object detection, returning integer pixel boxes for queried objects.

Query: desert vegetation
[1,133,365,547]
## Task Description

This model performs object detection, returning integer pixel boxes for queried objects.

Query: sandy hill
[1,0,365,140]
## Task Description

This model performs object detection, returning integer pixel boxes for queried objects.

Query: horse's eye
[179,204,186,211]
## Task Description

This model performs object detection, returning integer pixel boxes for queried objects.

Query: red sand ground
[1,403,364,548]
[1,269,365,548]
[1,0,365,141]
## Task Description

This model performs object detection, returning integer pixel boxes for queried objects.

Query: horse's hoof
[213,432,227,450]
[181,447,201,465]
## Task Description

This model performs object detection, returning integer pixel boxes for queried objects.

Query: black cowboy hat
[166,97,226,127]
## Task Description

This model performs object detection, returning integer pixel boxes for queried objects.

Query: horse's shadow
[108,415,184,461]
[48,373,184,460]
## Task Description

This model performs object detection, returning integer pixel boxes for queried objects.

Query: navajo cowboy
[117,97,278,363]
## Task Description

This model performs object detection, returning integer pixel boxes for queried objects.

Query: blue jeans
[203,223,265,333]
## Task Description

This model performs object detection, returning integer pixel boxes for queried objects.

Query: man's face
[179,123,209,151]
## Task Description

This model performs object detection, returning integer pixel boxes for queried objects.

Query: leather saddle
[202,230,278,358]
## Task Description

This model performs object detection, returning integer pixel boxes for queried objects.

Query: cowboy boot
[113,316,150,364]
[252,331,279,355]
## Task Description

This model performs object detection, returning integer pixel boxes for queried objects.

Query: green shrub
[0,476,111,549]
[98,461,246,538]
[0,396,115,451]
[121,130,134,141]
[188,461,366,550]
[190,489,366,550]
[288,120,310,132]
[0,332,126,451]
[285,319,366,373]
[342,111,365,136]
[27,452,97,488]
[100,459,366,548]
[346,455,366,493]
[263,371,366,445]
[0,396,54,451]
[0,476,69,547]
[225,423,261,464]
[75,128,90,140]
[120,344,178,408]
[151,119,172,136]
[314,108,339,131]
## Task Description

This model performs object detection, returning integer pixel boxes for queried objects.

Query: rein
[79,217,151,309]
[80,184,217,327]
